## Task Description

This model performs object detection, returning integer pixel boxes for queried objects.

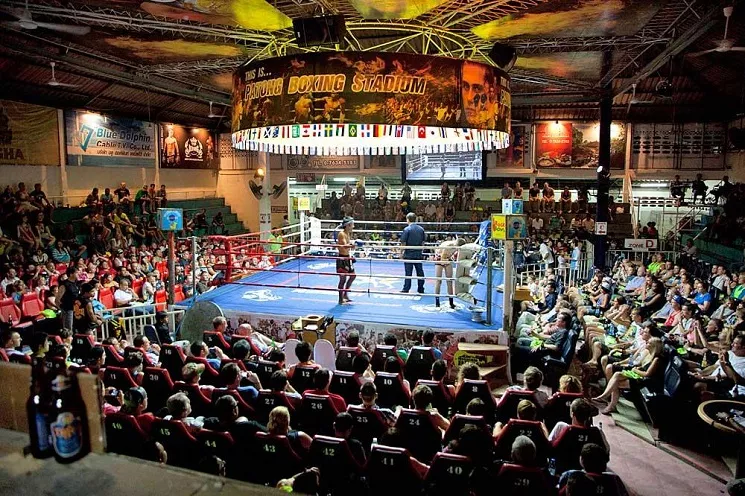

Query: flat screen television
[403,151,484,182]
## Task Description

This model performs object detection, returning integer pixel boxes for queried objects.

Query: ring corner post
[486,246,494,326]
[503,240,514,335]
[167,231,176,305]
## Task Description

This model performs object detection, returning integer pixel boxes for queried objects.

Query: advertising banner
[160,124,218,169]
[232,52,510,133]
[65,110,155,167]
[534,122,573,167]
[0,100,59,166]
[286,155,360,171]
[491,214,506,240]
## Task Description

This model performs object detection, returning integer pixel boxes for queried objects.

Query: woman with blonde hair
[592,337,665,414]
[267,406,312,454]
[558,374,583,394]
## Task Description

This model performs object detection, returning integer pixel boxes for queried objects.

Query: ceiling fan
[46,62,78,88]
[207,101,221,119]
[688,6,745,57]
[2,1,90,35]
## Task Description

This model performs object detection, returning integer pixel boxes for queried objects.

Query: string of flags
[232,123,510,155]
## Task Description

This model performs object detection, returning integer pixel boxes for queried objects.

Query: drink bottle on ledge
[26,357,53,459]
[49,372,90,463]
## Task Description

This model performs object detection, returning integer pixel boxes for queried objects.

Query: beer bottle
[26,357,52,459]
[49,373,90,463]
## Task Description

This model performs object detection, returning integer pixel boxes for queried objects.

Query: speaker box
[729,127,745,150]
[293,15,346,47]
[488,43,517,72]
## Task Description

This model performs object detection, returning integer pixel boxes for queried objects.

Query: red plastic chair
[173,285,185,303]
[152,418,199,469]
[105,412,150,459]
[173,381,213,417]
[102,344,125,365]
[0,349,8,362]
[131,278,144,297]
[141,367,175,413]
[97,288,115,310]
[184,356,220,386]
[103,366,139,390]
[154,289,167,311]
[0,298,30,329]
[20,293,45,320]
[160,344,187,381]
[55,263,69,274]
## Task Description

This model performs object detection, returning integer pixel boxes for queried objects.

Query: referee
[400,212,426,293]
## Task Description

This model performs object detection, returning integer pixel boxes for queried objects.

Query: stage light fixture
[488,42,517,72]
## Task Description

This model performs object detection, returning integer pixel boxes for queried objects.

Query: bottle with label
[49,373,90,463]
[26,357,53,459]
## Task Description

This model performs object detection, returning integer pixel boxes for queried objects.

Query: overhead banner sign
[233,52,510,132]
[65,110,155,167]
[0,100,60,166]
[160,124,218,169]
[534,121,627,169]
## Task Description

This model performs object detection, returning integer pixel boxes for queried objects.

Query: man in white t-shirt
[700,334,745,397]
[531,216,544,232]
[539,240,554,266]
[114,279,138,307]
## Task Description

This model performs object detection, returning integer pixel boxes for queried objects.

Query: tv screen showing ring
[404,151,483,181]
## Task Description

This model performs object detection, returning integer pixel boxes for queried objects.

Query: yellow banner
[298,197,311,211]
[0,100,60,166]
[491,214,506,240]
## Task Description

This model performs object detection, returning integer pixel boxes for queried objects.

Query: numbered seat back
[329,370,362,406]
[494,419,550,465]
[141,367,175,413]
[443,414,489,444]
[71,333,95,365]
[102,344,125,366]
[424,452,474,496]
[347,405,387,448]
[495,463,556,496]
[371,345,402,372]
[249,432,303,486]
[159,344,186,381]
[103,365,138,390]
[366,445,423,495]
[255,359,280,387]
[203,331,231,354]
[496,389,541,424]
[394,408,442,464]
[212,388,256,419]
[309,435,363,494]
[374,371,411,409]
[173,381,213,418]
[184,356,220,386]
[335,346,360,372]
[255,390,295,425]
[453,379,496,421]
[405,346,436,386]
[195,429,235,470]
[299,393,339,436]
[104,413,149,458]
[289,365,317,394]
[551,425,605,474]
[151,419,199,469]
[416,379,453,417]
[543,392,583,431]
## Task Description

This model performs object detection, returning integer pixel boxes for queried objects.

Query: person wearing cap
[72,282,102,335]
[119,386,156,434]
[400,212,426,294]
[336,216,357,305]
[433,237,466,309]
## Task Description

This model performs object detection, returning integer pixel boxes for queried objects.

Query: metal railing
[102,307,185,343]
[605,249,679,268]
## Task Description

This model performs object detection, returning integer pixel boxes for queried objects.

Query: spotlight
[254,167,266,180]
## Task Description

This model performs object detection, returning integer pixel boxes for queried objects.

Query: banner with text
[65,110,155,167]
[0,100,59,166]
[232,52,510,133]
[160,124,218,169]
[286,155,360,171]
[534,121,626,169]
[534,122,573,167]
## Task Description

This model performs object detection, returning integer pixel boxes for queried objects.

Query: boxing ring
[179,215,507,349]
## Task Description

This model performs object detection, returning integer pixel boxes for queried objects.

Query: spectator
[267,406,312,454]
[558,443,629,495]
[334,412,366,465]
[501,182,513,200]
[304,368,347,413]
[164,392,203,432]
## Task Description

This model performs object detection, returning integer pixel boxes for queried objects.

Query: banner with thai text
[0,100,59,166]
[65,110,155,167]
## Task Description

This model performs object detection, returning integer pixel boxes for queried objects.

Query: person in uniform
[434,238,466,308]
[336,217,357,305]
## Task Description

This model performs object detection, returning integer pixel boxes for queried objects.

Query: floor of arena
[196,258,504,330]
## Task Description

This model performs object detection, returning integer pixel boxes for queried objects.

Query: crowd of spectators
[3,314,628,495]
